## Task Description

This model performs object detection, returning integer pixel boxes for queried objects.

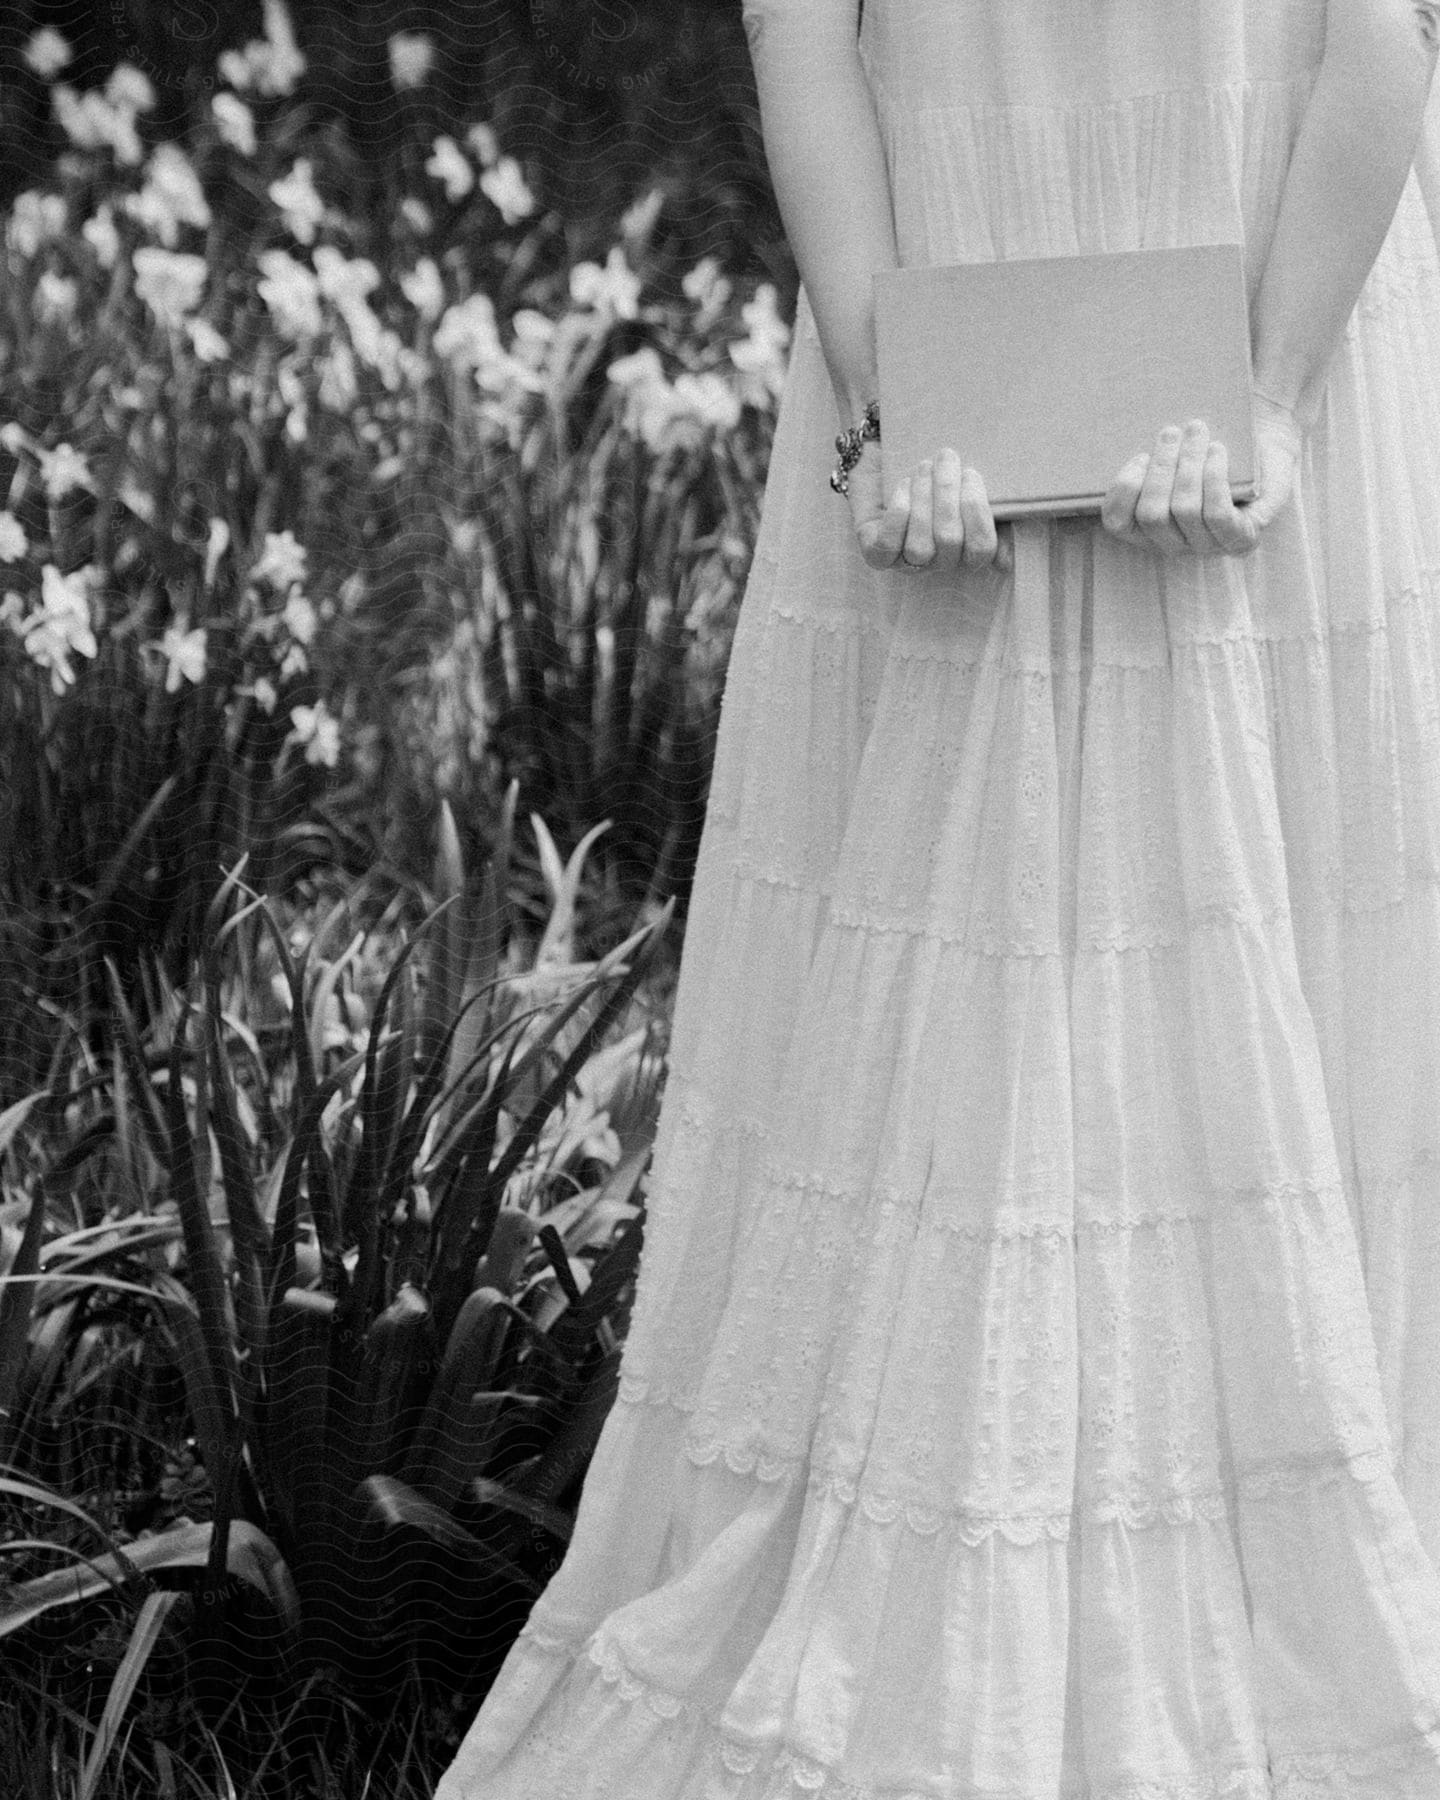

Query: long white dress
[434,4,1440,1795]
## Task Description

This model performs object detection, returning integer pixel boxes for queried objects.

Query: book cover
[874,244,1256,520]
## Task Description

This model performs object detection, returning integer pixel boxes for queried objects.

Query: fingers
[930,448,965,571]
[1133,425,1192,556]
[903,457,937,569]
[1199,440,1258,556]
[858,448,1008,575]
[1101,420,1266,558]
[1166,420,1212,553]
[853,459,911,568]
[1100,451,1149,540]
[958,464,1000,568]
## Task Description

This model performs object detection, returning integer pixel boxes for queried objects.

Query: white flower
[510,308,555,371]
[728,282,791,406]
[397,197,433,235]
[607,350,737,447]
[218,48,256,89]
[219,0,306,98]
[132,246,207,326]
[256,249,323,338]
[252,529,307,591]
[105,64,157,114]
[388,32,435,89]
[82,203,120,268]
[348,313,402,386]
[465,122,498,166]
[22,563,98,693]
[247,675,278,714]
[37,442,92,502]
[21,28,72,79]
[0,424,32,457]
[619,187,664,246]
[607,345,665,390]
[211,93,257,156]
[155,621,207,692]
[7,190,66,259]
[203,518,230,589]
[282,591,317,644]
[425,135,473,203]
[123,143,211,246]
[186,317,230,362]
[278,641,308,680]
[473,349,543,402]
[312,245,378,310]
[433,292,502,370]
[479,157,536,226]
[569,246,641,320]
[35,272,78,324]
[51,85,143,164]
[0,591,25,633]
[606,347,687,449]
[317,340,358,410]
[268,158,325,245]
[312,248,398,382]
[0,513,27,562]
[683,255,731,324]
[400,257,444,322]
[259,0,306,91]
[288,701,341,767]
[672,371,742,433]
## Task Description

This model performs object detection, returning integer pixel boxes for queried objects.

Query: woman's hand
[846,440,1014,575]
[1099,396,1303,558]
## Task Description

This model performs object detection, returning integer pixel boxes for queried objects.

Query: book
[873,243,1256,520]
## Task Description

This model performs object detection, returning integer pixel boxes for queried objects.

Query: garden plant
[0,5,786,1793]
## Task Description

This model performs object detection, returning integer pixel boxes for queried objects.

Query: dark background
[0,0,785,271]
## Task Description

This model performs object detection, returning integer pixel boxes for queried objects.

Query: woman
[436,3,1440,1795]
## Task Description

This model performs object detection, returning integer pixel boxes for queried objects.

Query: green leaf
[517,1346,622,1507]
[77,1589,183,1800]
[403,1287,513,1504]
[0,1175,50,1442]
[469,1476,573,1546]
[358,1473,540,1596]
[532,816,611,971]
[148,1278,235,1526]
[0,1090,47,1158]
[0,1518,299,1638]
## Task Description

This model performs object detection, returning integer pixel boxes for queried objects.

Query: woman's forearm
[743,0,898,422]
[1251,0,1438,425]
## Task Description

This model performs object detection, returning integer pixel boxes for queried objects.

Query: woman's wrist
[1251,383,1312,445]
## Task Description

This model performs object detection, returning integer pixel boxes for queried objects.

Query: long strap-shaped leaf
[77,1589,183,1800]
[163,995,244,1592]
[0,1516,298,1637]
[485,904,673,1208]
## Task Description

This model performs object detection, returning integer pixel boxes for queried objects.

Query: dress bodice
[855,0,1329,283]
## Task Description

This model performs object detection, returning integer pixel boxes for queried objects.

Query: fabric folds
[435,7,1440,1796]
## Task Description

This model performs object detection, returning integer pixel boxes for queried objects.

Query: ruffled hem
[436,24,1440,1800]
[436,1623,1440,1800]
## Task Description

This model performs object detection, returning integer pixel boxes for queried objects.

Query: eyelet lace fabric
[434,6,1440,1798]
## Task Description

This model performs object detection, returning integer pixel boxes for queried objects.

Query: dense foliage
[0,2,790,1109]
[0,6,788,1793]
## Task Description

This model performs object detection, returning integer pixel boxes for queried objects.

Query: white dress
[435,4,1440,1795]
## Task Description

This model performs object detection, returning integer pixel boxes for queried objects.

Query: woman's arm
[742,0,898,421]
[743,0,1010,572]
[1102,0,1440,558]
[1251,0,1439,424]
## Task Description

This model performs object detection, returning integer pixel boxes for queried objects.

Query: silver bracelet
[830,399,880,496]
